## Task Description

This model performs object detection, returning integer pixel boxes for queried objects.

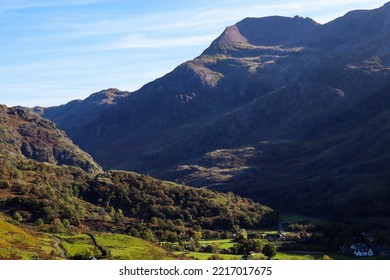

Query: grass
[0,219,57,259]
[58,234,95,258]
[92,233,175,260]
[198,239,236,250]
[247,230,279,235]
[36,234,63,257]
[58,233,174,260]
[328,254,376,260]
[275,252,323,260]
[275,252,377,260]
[175,251,241,260]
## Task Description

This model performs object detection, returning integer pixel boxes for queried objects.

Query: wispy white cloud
[41,0,387,42]
[0,0,106,11]
[106,34,216,50]
[253,0,387,23]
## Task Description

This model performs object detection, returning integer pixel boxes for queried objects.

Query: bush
[319,255,333,260]
[35,218,44,226]
[48,218,65,233]
[73,248,94,260]
[13,212,23,222]
[262,243,277,259]
[247,253,267,260]
[208,255,224,260]
[204,243,221,253]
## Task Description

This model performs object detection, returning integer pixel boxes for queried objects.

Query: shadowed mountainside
[39,3,390,220]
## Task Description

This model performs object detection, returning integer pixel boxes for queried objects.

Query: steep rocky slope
[0,105,101,173]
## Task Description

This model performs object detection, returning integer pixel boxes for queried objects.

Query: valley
[1,3,390,260]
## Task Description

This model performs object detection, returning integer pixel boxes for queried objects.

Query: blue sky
[0,0,388,107]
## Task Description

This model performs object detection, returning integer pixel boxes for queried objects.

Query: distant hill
[0,105,101,173]
[38,3,390,220]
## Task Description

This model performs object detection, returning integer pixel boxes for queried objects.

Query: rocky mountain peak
[84,88,130,105]
[203,15,318,55]
[236,16,318,46]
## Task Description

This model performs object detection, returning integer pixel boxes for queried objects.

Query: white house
[350,244,373,257]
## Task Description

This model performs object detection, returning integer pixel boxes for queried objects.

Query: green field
[175,251,241,260]
[94,233,175,260]
[58,234,95,258]
[247,230,279,235]
[58,233,175,260]
[275,252,323,260]
[198,239,236,250]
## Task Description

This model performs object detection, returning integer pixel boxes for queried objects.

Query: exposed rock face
[40,3,390,218]
[0,105,101,173]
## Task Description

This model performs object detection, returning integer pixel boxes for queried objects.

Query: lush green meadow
[94,233,174,260]
[58,233,174,260]
[58,234,95,258]
[174,251,241,260]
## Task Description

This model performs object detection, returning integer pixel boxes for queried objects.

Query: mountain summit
[40,3,390,219]
[204,16,318,55]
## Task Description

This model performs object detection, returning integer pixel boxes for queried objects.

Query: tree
[165,231,178,243]
[262,243,277,259]
[62,219,70,229]
[234,239,264,254]
[49,218,65,233]
[35,218,44,226]
[186,239,200,252]
[129,228,140,238]
[193,231,202,241]
[141,228,156,241]
[204,243,221,253]
[237,229,248,241]
[113,208,125,224]
[13,212,23,222]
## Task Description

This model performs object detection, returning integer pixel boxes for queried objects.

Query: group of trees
[233,233,277,259]
[77,171,276,238]
[0,156,277,239]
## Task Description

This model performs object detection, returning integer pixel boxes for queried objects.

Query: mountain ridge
[38,3,390,220]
